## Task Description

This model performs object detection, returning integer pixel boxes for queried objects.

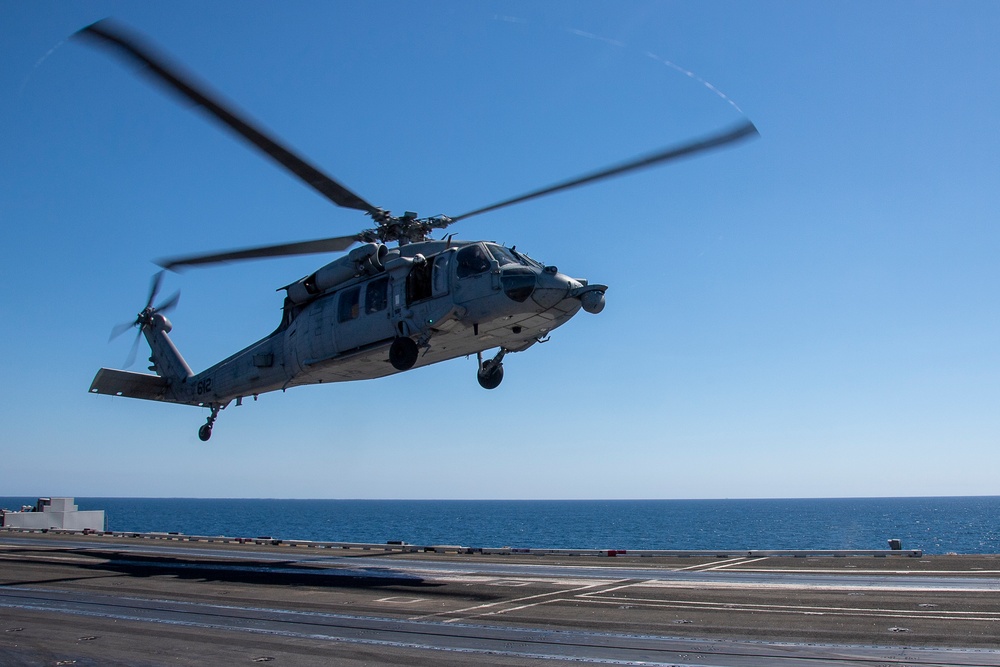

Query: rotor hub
[362,211,454,246]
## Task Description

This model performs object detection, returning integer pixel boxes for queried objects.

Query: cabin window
[456,244,491,278]
[365,277,389,313]
[338,286,360,322]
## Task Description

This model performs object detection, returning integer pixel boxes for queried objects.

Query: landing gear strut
[477,348,507,390]
[198,406,220,442]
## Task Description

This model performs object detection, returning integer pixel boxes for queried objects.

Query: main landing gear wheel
[389,337,418,371]
[477,348,508,390]
[477,363,504,390]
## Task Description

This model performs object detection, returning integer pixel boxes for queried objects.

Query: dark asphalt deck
[2,532,999,666]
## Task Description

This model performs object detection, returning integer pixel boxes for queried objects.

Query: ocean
[2,497,998,555]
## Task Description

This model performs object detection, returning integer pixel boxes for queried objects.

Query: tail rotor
[109,271,180,368]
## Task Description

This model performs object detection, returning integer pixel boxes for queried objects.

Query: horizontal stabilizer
[89,368,170,402]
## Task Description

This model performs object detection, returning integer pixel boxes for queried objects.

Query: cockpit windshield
[486,243,541,268]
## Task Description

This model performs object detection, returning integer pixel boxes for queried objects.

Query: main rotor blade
[158,235,360,271]
[449,120,759,223]
[76,19,380,216]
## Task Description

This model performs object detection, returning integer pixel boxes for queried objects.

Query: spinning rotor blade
[156,290,181,314]
[110,271,164,340]
[109,320,137,342]
[123,330,143,369]
[76,19,380,216]
[79,19,759,265]
[145,270,164,309]
[109,271,179,336]
[145,269,181,313]
[448,120,759,223]
[110,271,179,368]
[158,234,361,271]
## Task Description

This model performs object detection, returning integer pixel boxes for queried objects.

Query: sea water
[1,497,998,554]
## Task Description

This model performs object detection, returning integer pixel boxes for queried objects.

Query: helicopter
[80,19,758,441]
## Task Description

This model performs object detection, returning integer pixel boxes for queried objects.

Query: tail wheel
[389,337,418,371]
[199,405,220,441]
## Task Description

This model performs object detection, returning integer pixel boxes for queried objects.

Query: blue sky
[2,1,998,499]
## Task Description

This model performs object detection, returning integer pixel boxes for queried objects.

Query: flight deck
[2,530,999,666]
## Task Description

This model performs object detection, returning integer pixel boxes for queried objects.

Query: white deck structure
[1,497,105,531]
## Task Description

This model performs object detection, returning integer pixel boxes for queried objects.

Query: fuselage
[165,240,605,408]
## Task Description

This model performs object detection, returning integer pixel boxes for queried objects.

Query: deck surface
[2,532,999,666]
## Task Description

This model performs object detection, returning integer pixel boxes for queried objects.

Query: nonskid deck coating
[2,532,999,666]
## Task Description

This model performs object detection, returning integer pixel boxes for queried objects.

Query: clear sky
[2,1,998,499]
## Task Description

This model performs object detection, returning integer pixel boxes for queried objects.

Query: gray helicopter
[80,20,757,441]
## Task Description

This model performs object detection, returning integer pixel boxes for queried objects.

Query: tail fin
[142,312,194,381]
[90,312,194,404]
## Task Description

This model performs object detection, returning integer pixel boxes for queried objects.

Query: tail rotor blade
[124,329,143,369]
[109,273,175,354]
[156,290,181,314]
[109,320,136,342]
[146,270,164,309]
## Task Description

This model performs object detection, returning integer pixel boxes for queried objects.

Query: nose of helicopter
[501,265,606,313]
[531,268,576,309]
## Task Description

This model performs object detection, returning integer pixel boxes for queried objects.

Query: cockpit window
[502,267,536,302]
[456,244,491,278]
[513,249,542,268]
[487,243,541,268]
[487,244,519,266]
